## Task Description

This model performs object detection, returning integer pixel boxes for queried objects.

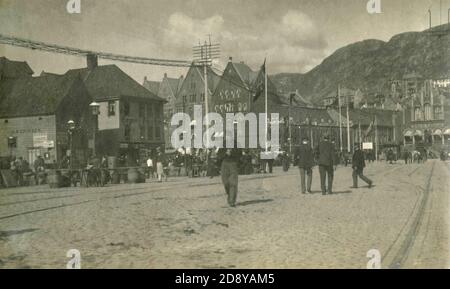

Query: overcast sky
[0,0,447,82]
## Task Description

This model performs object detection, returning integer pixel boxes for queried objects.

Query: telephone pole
[193,38,220,149]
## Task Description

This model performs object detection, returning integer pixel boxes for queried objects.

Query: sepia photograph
[0,0,449,275]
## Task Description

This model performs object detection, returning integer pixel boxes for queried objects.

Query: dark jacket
[352,150,366,169]
[217,148,242,166]
[295,144,315,168]
[316,140,335,167]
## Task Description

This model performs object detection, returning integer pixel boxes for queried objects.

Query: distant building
[175,64,220,117]
[144,73,184,150]
[0,56,33,80]
[0,62,92,167]
[64,55,166,165]
[387,73,450,150]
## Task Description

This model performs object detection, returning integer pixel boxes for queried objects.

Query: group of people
[145,148,169,182]
[293,135,373,195]
[0,155,46,187]
[215,135,374,207]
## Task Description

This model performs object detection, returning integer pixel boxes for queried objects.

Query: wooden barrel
[127,168,139,183]
[47,170,61,188]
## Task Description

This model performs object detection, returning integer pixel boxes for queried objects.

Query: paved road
[0,160,449,268]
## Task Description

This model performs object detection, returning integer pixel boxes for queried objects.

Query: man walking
[351,143,373,188]
[316,135,335,195]
[294,138,315,194]
[218,147,242,207]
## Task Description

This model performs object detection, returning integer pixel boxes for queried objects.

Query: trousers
[299,167,313,193]
[221,160,239,206]
[319,165,334,193]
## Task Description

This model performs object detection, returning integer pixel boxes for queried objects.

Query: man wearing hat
[294,137,314,194]
[316,134,335,195]
[352,143,373,188]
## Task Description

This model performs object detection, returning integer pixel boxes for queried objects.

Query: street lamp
[67,120,76,170]
[89,102,100,156]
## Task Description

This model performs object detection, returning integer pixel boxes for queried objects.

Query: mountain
[271,24,450,105]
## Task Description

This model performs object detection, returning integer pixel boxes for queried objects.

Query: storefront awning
[444,129,450,135]
[414,130,423,137]
[404,130,414,137]
[433,129,443,136]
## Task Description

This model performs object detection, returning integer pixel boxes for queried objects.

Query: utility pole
[193,38,220,149]
[265,60,268,152]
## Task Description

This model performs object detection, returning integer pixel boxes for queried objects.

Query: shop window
[108,101,116,116]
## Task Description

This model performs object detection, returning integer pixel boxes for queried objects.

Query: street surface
[0,160,449,269]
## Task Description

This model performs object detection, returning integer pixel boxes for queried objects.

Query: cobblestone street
[0,160,449,269]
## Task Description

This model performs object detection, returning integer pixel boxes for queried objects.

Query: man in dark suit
[316,135,335,195]
[352,143,373,188]
[294,138,315,194]
[218,147,242,207]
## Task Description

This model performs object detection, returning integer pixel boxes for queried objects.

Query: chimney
[180,75,184,80]
[164,73,168,79]
[87,54,98,70]
[144,76,148,82]
[228,57,233,63]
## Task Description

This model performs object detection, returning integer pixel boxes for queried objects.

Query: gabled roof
[65,65,165,102]
[193,66,221,94]
[143,78,161,95]
[166,77,182,96]
[0,57,34,79]
[0,73,84,118]
[232,62,259,86]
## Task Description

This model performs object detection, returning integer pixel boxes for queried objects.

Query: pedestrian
[351,143,373,188]
[146,154,154,179]
[315,135,335,195]
[294,138,315,194]
[155,147,165,182]
[218,145,242,207]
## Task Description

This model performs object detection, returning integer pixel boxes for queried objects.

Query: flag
[252,59,266,102]
[364,116,375,137]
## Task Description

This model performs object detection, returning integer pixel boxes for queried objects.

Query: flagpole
[265,59,268,152]
[346,93,351,153]
[375,114,378,161]
[338,85,343,152]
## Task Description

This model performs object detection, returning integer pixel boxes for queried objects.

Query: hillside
[271,24,450,104]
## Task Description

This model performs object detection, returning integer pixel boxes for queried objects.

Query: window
[123,101,130,116]
[200,93,205,102]
[108,101,116,116]
[424,104,432,121]
[124,124,131,141]
[182,95,187,105]
[414,107,423,121]
[434,106,443,120]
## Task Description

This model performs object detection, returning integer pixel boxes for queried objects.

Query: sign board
[33,133,48,147]
[362,142,373,150]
